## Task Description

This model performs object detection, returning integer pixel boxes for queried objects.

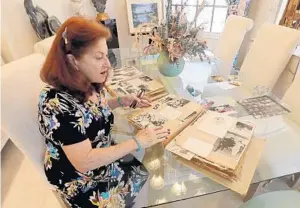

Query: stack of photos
[107,74,168,101]
[108,66,143,85]
[172,110,255,181]
[128,94,205,144]
[238,95,290,119]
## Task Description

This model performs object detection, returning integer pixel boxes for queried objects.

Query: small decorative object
[238,95,290,119]
[70,0,86,16]
[126,0,163,34]
[24,0,62,40]
[136,0,209,77]
[47,16,62,34]
[24,0,50,39]
[91,0,110,21]
[226,0,252,16]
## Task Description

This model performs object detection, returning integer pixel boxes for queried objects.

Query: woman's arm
[62,127,169,173]
[106,97,123,110]
[63,138,138,173]
[107,95,151,110]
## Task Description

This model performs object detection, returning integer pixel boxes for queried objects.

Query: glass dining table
[109,48,300,207]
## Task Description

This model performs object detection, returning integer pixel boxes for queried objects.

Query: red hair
[40,16,111,102]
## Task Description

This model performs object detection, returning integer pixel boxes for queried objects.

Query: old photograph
[166,98,190,109]
[166,139,195,160]
[115,87,128,96]
[209,104,235,114]
[137,84,151,92]
[158,95,175,104]
[230,121,254,139]
[118,81,132,88]
[126,88,139,94]
[213,132,249,161]
[139,75,153,82]
[131,112,166,128]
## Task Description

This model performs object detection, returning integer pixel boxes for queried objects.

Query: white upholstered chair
[1,53,69,207]
[283,73,300,125]
[240,23,300,91]
[214,15,254,76]
[34,35,56,56]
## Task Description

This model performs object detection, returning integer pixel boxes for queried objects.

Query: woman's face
[77,38,111,83]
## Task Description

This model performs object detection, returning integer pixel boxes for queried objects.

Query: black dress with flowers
[38,86,148,208]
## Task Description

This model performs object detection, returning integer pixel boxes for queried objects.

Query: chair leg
[52,190,71,208]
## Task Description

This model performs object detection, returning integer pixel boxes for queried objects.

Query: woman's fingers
[156,130,170,136]
[142,99,152,106]
[153,126,164,131]
[155,128,170,134]
[143,96,152,103]
[156,136,167,143]
[157,131,170,137]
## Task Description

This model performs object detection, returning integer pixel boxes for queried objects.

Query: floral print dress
[38,86,149,208]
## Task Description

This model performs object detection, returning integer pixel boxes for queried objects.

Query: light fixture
[150,174,165,190]
[171,182,187,196]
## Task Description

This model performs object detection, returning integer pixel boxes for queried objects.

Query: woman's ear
[66,54,80,71]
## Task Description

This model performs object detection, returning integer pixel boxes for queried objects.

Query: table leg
[287,172,300,189]
[243,182,260,202]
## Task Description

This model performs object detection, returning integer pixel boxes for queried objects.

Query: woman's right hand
[135,127,170,148]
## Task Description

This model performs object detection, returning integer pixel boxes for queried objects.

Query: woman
[38,17,170,208]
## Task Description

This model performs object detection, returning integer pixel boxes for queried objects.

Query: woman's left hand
[121,94,152,108]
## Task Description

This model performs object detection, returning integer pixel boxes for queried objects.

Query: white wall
[1,0,132,62]
[1,0,286,63]
[1,0,39,62]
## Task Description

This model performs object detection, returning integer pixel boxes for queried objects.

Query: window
[171,0,229,33]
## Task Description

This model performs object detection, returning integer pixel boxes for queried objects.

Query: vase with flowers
[140,0,209,77]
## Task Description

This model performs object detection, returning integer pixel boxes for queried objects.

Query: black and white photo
[213,133,249,160]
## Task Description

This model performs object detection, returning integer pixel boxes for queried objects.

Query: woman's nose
[104,56,111,67]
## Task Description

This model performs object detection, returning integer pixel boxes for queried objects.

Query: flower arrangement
[140,0,209,63]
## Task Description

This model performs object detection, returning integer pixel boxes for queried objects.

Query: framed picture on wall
[126,0,163,34]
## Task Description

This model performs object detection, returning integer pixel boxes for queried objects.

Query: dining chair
[240,23,300,91]
[214,15,254,77]
[1,53,69,208]
[34,35,56,56]
[283,73,300,125]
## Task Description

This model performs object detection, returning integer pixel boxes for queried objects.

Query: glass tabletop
[109,48,300,207]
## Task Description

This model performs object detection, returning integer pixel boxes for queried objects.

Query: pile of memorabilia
[106,66,168,101]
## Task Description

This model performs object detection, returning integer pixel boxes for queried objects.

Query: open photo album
[173,111,255,179]
[128,94,205,145]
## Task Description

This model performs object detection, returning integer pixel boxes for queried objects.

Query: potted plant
[140,0,209,77]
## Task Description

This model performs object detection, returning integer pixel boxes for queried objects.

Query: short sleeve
[39,87,88,146]
[52,111,88,146]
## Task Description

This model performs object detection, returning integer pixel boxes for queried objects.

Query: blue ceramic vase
[157,51,185,77]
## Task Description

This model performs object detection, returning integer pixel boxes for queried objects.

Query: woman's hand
[135,127,170,148]
[121,94,152,108]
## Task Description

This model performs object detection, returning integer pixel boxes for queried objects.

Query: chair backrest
[283,73,300,125]
[214,15,254,76]
[34,35,55,56]
[2,53,47,179]
[240,23,300,91]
